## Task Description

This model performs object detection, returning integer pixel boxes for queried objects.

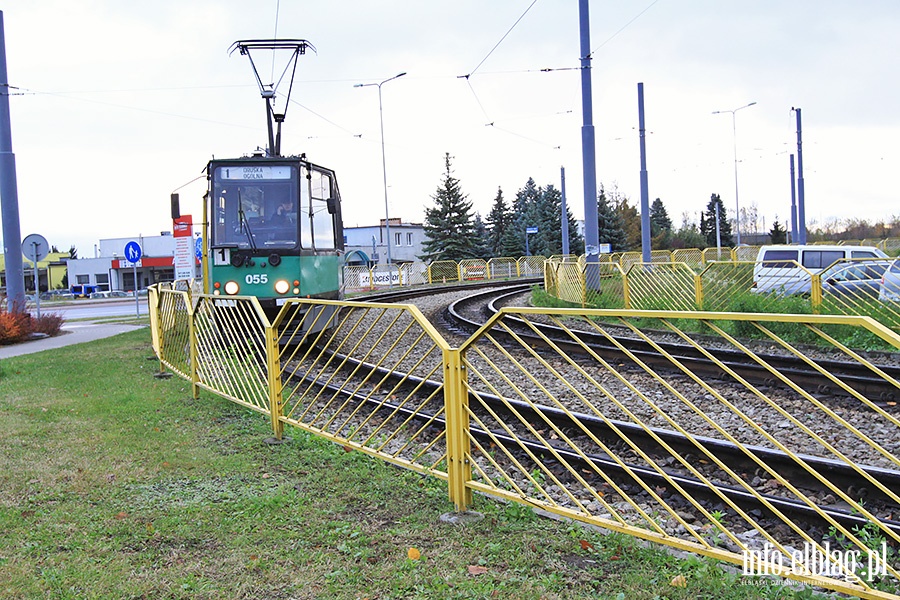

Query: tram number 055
[245,274,268,285]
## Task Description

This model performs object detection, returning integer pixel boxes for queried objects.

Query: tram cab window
[300,168,338,250]
[212,175,299,250]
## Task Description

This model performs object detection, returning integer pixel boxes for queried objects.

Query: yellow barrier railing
[547,256,900,332]
[152,286,900,599]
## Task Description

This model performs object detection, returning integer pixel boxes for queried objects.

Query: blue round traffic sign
[124,241,142,262]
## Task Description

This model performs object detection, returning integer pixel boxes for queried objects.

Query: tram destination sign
[217,165,291,180]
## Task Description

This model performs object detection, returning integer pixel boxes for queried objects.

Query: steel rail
[446,287,900,405]
[281,359,900,539]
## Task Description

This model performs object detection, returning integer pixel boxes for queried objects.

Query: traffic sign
[22,233,49,262]
[526,227,539,234]
[124,241,142,262]
[194,236,203,260]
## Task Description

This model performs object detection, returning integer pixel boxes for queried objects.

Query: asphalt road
[0,299,149,359]
[29,298,148,319]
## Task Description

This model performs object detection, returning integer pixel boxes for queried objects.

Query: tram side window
[301,168,337,250]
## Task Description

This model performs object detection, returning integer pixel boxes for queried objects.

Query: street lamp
[712,101,756,246]
[354,72,406,269]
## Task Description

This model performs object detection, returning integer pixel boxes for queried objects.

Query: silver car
[879,259,900,302]
[820,261,889,299]
[755,260,891,298]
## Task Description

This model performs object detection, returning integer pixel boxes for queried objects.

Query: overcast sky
[2,1,899,256]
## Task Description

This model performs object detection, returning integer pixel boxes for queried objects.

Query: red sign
[173,215,193,237]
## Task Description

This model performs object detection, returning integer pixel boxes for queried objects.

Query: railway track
[278,281,900,558]
[446,286,900,405]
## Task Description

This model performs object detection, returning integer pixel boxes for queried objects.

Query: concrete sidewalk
[0,322,146,359]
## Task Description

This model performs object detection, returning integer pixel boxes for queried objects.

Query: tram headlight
[224,281,240,295]
[274,279,290,294]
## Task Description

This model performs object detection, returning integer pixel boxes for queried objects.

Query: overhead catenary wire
[458,0,539,80]
[271,0,281,88]
[591,0,661,55]
[3,85,258,129]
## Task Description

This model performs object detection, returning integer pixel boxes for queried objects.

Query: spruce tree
[597,185,627,251]
[420,153,477,262]
[472,214,493,259]
[769,218,787,244]
[533,184,560,256]
[700,193,734,247]
[485,187,509,257]
[501,177,541,257]
[649,198,672,236]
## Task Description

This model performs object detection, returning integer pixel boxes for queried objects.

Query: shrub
[0,304,65,344]
[0,307,30,344]
[32,312,64,336]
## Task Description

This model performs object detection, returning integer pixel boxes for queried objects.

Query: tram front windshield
[212,166,299,250]
[211,163,337,251]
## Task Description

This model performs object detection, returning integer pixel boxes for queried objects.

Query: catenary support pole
[638,82,651,263]
[789,154,798,243]
[0,11,25,311]
[579,0,600,290]
[794,108,807,244]
[560,166,569,255]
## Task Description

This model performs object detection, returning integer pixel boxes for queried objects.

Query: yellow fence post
[622,269,632,309]
[188,300,200,399]
[148,286,164,375]
[810,273,823,314]
[265,323,285,440]
[444,347,473,511]
[694,273,704,310]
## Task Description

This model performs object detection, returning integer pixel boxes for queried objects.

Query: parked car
[752,244,888,295]
[39,290,74,301]
[752,259,891,298]
[819,261,890,299]
[89,290,131,299]
[879,260,900,302]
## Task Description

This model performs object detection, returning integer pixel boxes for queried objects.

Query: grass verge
[0,329,826,599]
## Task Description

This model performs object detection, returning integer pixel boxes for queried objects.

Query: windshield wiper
[236,189,258,252]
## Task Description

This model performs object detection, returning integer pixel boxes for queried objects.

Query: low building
[65,233,199,293]
[343,218,425,265]
[0,251,69,293]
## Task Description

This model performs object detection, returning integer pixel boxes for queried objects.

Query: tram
[204,155,343,311]
[199,39,344,315]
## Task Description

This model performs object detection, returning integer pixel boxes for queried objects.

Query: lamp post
[712,101,756,246]
[354,72,406,270]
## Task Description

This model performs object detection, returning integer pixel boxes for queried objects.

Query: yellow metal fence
[344,256,539,293]
[151,283,900,598]
[545,257,900,332]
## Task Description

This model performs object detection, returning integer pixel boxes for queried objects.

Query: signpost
[124,240,142,317]
[525,226,538,257]
[173,215,195,280]
[22,233,48,318]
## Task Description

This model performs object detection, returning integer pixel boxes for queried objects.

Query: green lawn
[0,329,822,599]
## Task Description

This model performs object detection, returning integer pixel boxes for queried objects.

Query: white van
[752,244,888,294]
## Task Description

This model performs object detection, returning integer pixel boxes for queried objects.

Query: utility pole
[560,166,569,255]
[578,0,600,289]
[638,82,650,263]
[0,11,25,311]
[793,108,807,244]
[789,154,797,243]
